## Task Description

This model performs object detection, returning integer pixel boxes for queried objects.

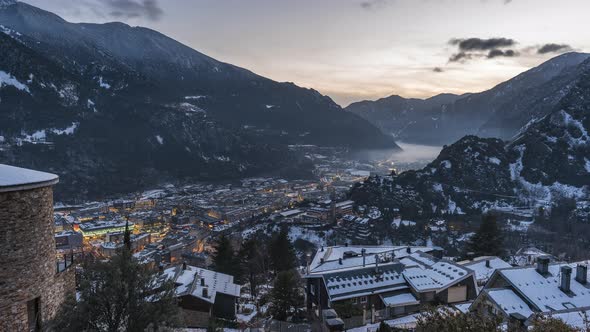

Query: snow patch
[488,157,501,165]
[155,135,164,145]
[98,76,111,89]
[0,71,30,92]
[441,160,452,169]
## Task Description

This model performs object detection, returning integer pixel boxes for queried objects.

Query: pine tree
[238,238,268,298]
[124,219,132,250]
[50,247,181,331]
[211,235,236,276]
[270,228,297,273]
[465,214,503,258]
[269,270,303,321]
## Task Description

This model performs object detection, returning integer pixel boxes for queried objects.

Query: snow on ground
[98,76,111,89]
[510,144,587,202]
[184,95,206,100]
[0,71,30,92]
[488,157,501,165]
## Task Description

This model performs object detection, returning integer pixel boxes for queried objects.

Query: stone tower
[0,164,75,331]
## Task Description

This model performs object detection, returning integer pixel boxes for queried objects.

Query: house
[470,256,590,329]
[459,256,512,287]
[304,245,477,327]
[162,263,241,327]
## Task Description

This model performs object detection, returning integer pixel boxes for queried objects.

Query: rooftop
[0,164,58,192]
[163,264,240,303]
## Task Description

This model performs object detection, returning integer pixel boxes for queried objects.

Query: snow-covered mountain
[351,58,590,217]
[0,1,397,201]
[346,52,590,145]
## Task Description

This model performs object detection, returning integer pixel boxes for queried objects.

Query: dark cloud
[449,37,516,51]
[448,52,473,63]
[487,49,518,58]
[432,67,444,73]
[537,43,573,54]
[103,0,163,21]
[360,0,389,10]
[447,37,519,62]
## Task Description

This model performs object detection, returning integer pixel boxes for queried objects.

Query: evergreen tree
[269,270,303,321]
[124,219,131,250]
[376,321,393,332]
[50,248,181,331]
[238,238,268,298]
[465,214,503,258]
[211,234,236,276]
[270,228,297,273]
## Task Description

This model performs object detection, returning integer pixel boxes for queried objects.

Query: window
[27,297,41,332]
[360,296,367,304]
[351,298,357,304]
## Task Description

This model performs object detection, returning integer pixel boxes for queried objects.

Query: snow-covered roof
[401,252,474,293]
[163,264,240,304]
[323,264,407,301]
[0,164,58,192]
[381,291,420,307]
[308,245,435,274]
[460,256,512,283]
[498,261,590,312]
[484,288,534,318]
[550,307,590,330]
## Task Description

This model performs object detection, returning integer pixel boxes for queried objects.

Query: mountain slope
[0,1,397,149]
[0,1,398,201]
[345,93,462,141]
[346,52,590,145]
[350,57,590,217]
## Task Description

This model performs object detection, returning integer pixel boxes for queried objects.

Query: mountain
[346,52,590,145]
[350,57,590,218]
[345,93,462,142]
[0,1,397,201]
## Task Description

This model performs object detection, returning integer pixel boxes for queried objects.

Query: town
[3,163,590,331]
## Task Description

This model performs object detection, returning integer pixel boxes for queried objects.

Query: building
[459,256,512,287]
[0,164,75,331]
[305,245,477,328]
[54,230,83,250]
[78,220,133,237]
[100,232,151,257]
[162,264,241,327]
[470,256,590,329]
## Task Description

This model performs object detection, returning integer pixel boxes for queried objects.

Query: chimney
[201,278,205,287]
[537,256,550,275]
[560,266,572,293]
[362,248,366,267]
[485,259,491,268]
[320,258,324,264]
[576,264,588,284]
[182,262,187,270]
[345,242,348,247]
[338,258,343,265]
[321,246,324,252]
[375,255,380,273]
[202,288,208,298]
[406,247,411,254]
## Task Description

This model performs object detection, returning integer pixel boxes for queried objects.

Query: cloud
[450,37,516,51]
[448,37,519,62]
[448,52,473,63]
[360,0,389,10]
[103,0,163,21]
[537,43,573,54]
[432,67,444,73]
[487,49,518,58]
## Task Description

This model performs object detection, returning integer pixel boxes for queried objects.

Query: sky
[26,0,590,106]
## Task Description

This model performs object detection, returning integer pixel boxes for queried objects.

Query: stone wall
[0,185,74,331]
